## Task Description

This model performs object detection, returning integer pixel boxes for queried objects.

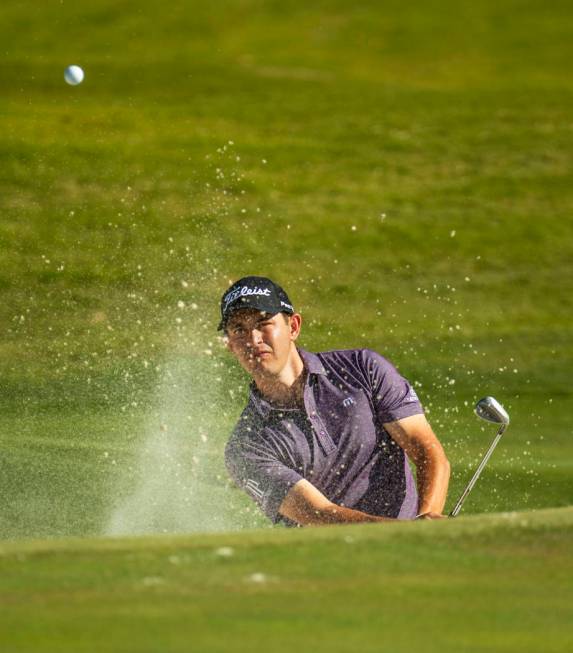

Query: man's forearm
[290,502,395,526]
[415,452,451,515]
[382,415,450,516]
[279,478,397,526]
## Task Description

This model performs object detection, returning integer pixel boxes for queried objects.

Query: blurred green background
[1,0,572,540]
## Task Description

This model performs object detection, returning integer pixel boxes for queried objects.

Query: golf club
[449,396,510,517]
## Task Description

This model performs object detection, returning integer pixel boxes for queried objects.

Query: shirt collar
[297,348,327,376]
[247,348,326,419]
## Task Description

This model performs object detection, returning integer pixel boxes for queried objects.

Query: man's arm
[279,479,396,526]
[279,413,450,526]
[383,414,450,517]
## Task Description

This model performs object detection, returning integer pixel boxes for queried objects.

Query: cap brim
[218,302,293,331]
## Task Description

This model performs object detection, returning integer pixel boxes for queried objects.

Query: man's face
[225,309,300,377]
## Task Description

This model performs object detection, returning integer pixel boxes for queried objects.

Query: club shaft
[449,424,507,518]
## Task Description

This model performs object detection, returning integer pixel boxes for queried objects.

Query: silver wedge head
[475,396,510,425]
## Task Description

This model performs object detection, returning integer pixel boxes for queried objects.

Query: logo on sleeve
[406,388,419,402]
[342,397,356,408]
[245,478,265,501]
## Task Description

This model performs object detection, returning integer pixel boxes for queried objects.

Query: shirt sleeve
[360,349,424,423]
[225,433,303,524]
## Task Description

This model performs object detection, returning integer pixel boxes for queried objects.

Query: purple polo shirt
[225,348,423,526]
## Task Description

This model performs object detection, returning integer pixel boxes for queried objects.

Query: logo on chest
[342,396,356,408]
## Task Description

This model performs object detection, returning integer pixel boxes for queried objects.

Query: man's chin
[247,356,276,374]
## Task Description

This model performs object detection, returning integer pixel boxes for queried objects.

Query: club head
[475,396,510,425]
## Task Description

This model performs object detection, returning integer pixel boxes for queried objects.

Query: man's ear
[289,313,302,341]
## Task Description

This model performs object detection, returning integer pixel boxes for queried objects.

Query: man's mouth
[254,349,272,358]
[247,349,272,361]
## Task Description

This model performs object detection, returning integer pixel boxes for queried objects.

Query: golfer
[221,276,450,526]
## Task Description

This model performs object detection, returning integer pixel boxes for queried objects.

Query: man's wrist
[415,511,447,520]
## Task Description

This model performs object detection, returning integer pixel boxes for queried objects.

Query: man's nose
[247,328,263,347]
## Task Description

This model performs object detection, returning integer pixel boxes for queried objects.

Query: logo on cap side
[223,286,271,311]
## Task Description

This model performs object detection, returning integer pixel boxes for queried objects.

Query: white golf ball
[64,65,84,86]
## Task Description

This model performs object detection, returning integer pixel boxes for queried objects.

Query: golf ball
[64,65,84,86]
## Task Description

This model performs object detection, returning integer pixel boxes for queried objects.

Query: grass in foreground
[1,507,572,652]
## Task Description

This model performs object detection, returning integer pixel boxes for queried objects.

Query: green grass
[1,508,572,652]
[1,0,572,536]
[0,1,572,647]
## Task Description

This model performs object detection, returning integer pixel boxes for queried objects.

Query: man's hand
[415,512,447,520]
